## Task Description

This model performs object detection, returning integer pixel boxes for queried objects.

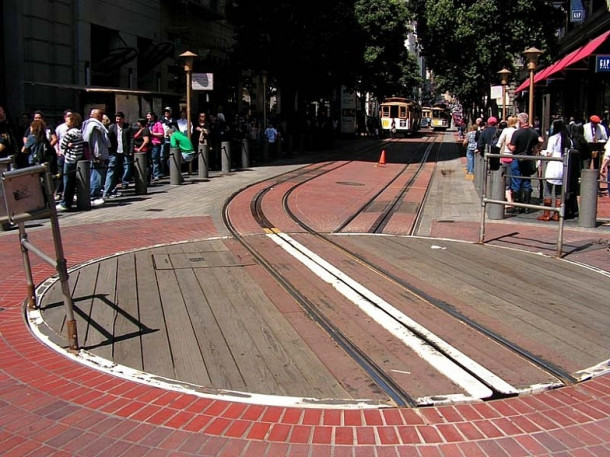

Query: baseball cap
[487,116,498,126]
[164,106,172,112]
[590,115,601,123]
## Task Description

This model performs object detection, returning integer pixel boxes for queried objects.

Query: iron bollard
[474,152,484,196]
[487,167,505,220]
[134,152,148,195]
[241,138,250,169]
[198,144,209,179]
[169,147,183,185]
[221,140,231,173]
[76,160,91,210]
[578,169,598,228]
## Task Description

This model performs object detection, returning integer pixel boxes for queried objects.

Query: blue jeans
[61,161,78,208]
[121,154,132,187]
[466,149,474,174]
[90,160,107,199]
[104,154,119,197]
[103,153,131,196]
[55,155,65,194]
[161,143,170,176]
[151,143,162,179]
[510,158,532,193]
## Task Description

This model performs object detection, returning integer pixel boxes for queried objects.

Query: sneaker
[56,203,69,212]
[107,191,123,199]
[91,198,105,207]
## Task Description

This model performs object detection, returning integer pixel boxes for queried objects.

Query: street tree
[354,0,422,100]
[407,0,563,115]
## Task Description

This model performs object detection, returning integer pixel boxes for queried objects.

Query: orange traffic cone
[376,149,386,167]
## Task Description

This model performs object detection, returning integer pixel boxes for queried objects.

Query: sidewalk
[1,139,609,456]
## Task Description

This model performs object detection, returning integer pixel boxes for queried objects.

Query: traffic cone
[376,149,386,167]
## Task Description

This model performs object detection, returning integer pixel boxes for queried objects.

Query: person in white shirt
[583,115,608,169]
[538,118,571,221]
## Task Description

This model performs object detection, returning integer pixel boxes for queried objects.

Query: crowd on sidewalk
[0,105,219,213]
[462,111,610,220]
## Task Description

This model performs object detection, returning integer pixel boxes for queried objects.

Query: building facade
[514,0,610,132]
[0,0,232,126]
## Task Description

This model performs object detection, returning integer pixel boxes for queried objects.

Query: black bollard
[134,153,148,195]
[76,160,91,210]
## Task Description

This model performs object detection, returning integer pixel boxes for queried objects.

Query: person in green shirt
[168,127,196,162]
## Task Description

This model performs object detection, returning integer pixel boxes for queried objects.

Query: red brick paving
[1,216,610,455]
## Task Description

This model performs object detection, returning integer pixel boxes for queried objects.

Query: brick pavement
[1,145,609,456]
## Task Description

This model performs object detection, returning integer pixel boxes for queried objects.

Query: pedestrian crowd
[0,105,238,214]
[463,111,610,220]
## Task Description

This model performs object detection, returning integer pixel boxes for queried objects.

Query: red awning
[570,29,610,63]
[515,30,610,93]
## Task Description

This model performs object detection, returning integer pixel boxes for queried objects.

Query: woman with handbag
[538,118,571,221]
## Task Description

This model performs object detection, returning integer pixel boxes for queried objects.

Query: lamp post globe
[522,47,543,123]
[497,68,511,120]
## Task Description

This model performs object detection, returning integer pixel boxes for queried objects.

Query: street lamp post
[179,51,198,139]
[522,47,543,123]
[497,68,511,121]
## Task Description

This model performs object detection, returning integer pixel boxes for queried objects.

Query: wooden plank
[389,237,610,346]
[340,235,609,371]
[224,265,353,398]
[194,267,283,395]
[176,268,247,391]
[156,268,211,386]
[69,267,101,348]
[39,279,69,335]
[112,253,143,370]
[166,251,254,269]
[134,250,175,380]
[81,258,117,360]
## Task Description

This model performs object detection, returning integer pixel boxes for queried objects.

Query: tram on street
[379,97,422,137]
[421,106,432,128]
[430,102,451,131]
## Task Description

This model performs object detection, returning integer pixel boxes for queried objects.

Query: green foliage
[408,0,562,109]
[229,0,420,107]
[355,0,421,99]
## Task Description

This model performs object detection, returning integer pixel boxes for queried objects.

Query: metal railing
[1,164,78,350]
[479,150,570,258]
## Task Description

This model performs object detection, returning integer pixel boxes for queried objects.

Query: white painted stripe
[270,232,519,397]
[277,233,520,394]
[276,234,521,394]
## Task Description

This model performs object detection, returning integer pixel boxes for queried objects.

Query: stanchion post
[198,144,209,178]
[221,140,231,173]
[578,169,598,228]
[488,167,505,220]
[76,160,91,211]
[474,152,484,196]
[134,152,148,195]
[169,147,183,185]
[241,138,250,169]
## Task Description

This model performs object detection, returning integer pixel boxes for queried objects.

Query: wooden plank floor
[39,235,610,402]
[333,235,610,376]
[40,239,357,400]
